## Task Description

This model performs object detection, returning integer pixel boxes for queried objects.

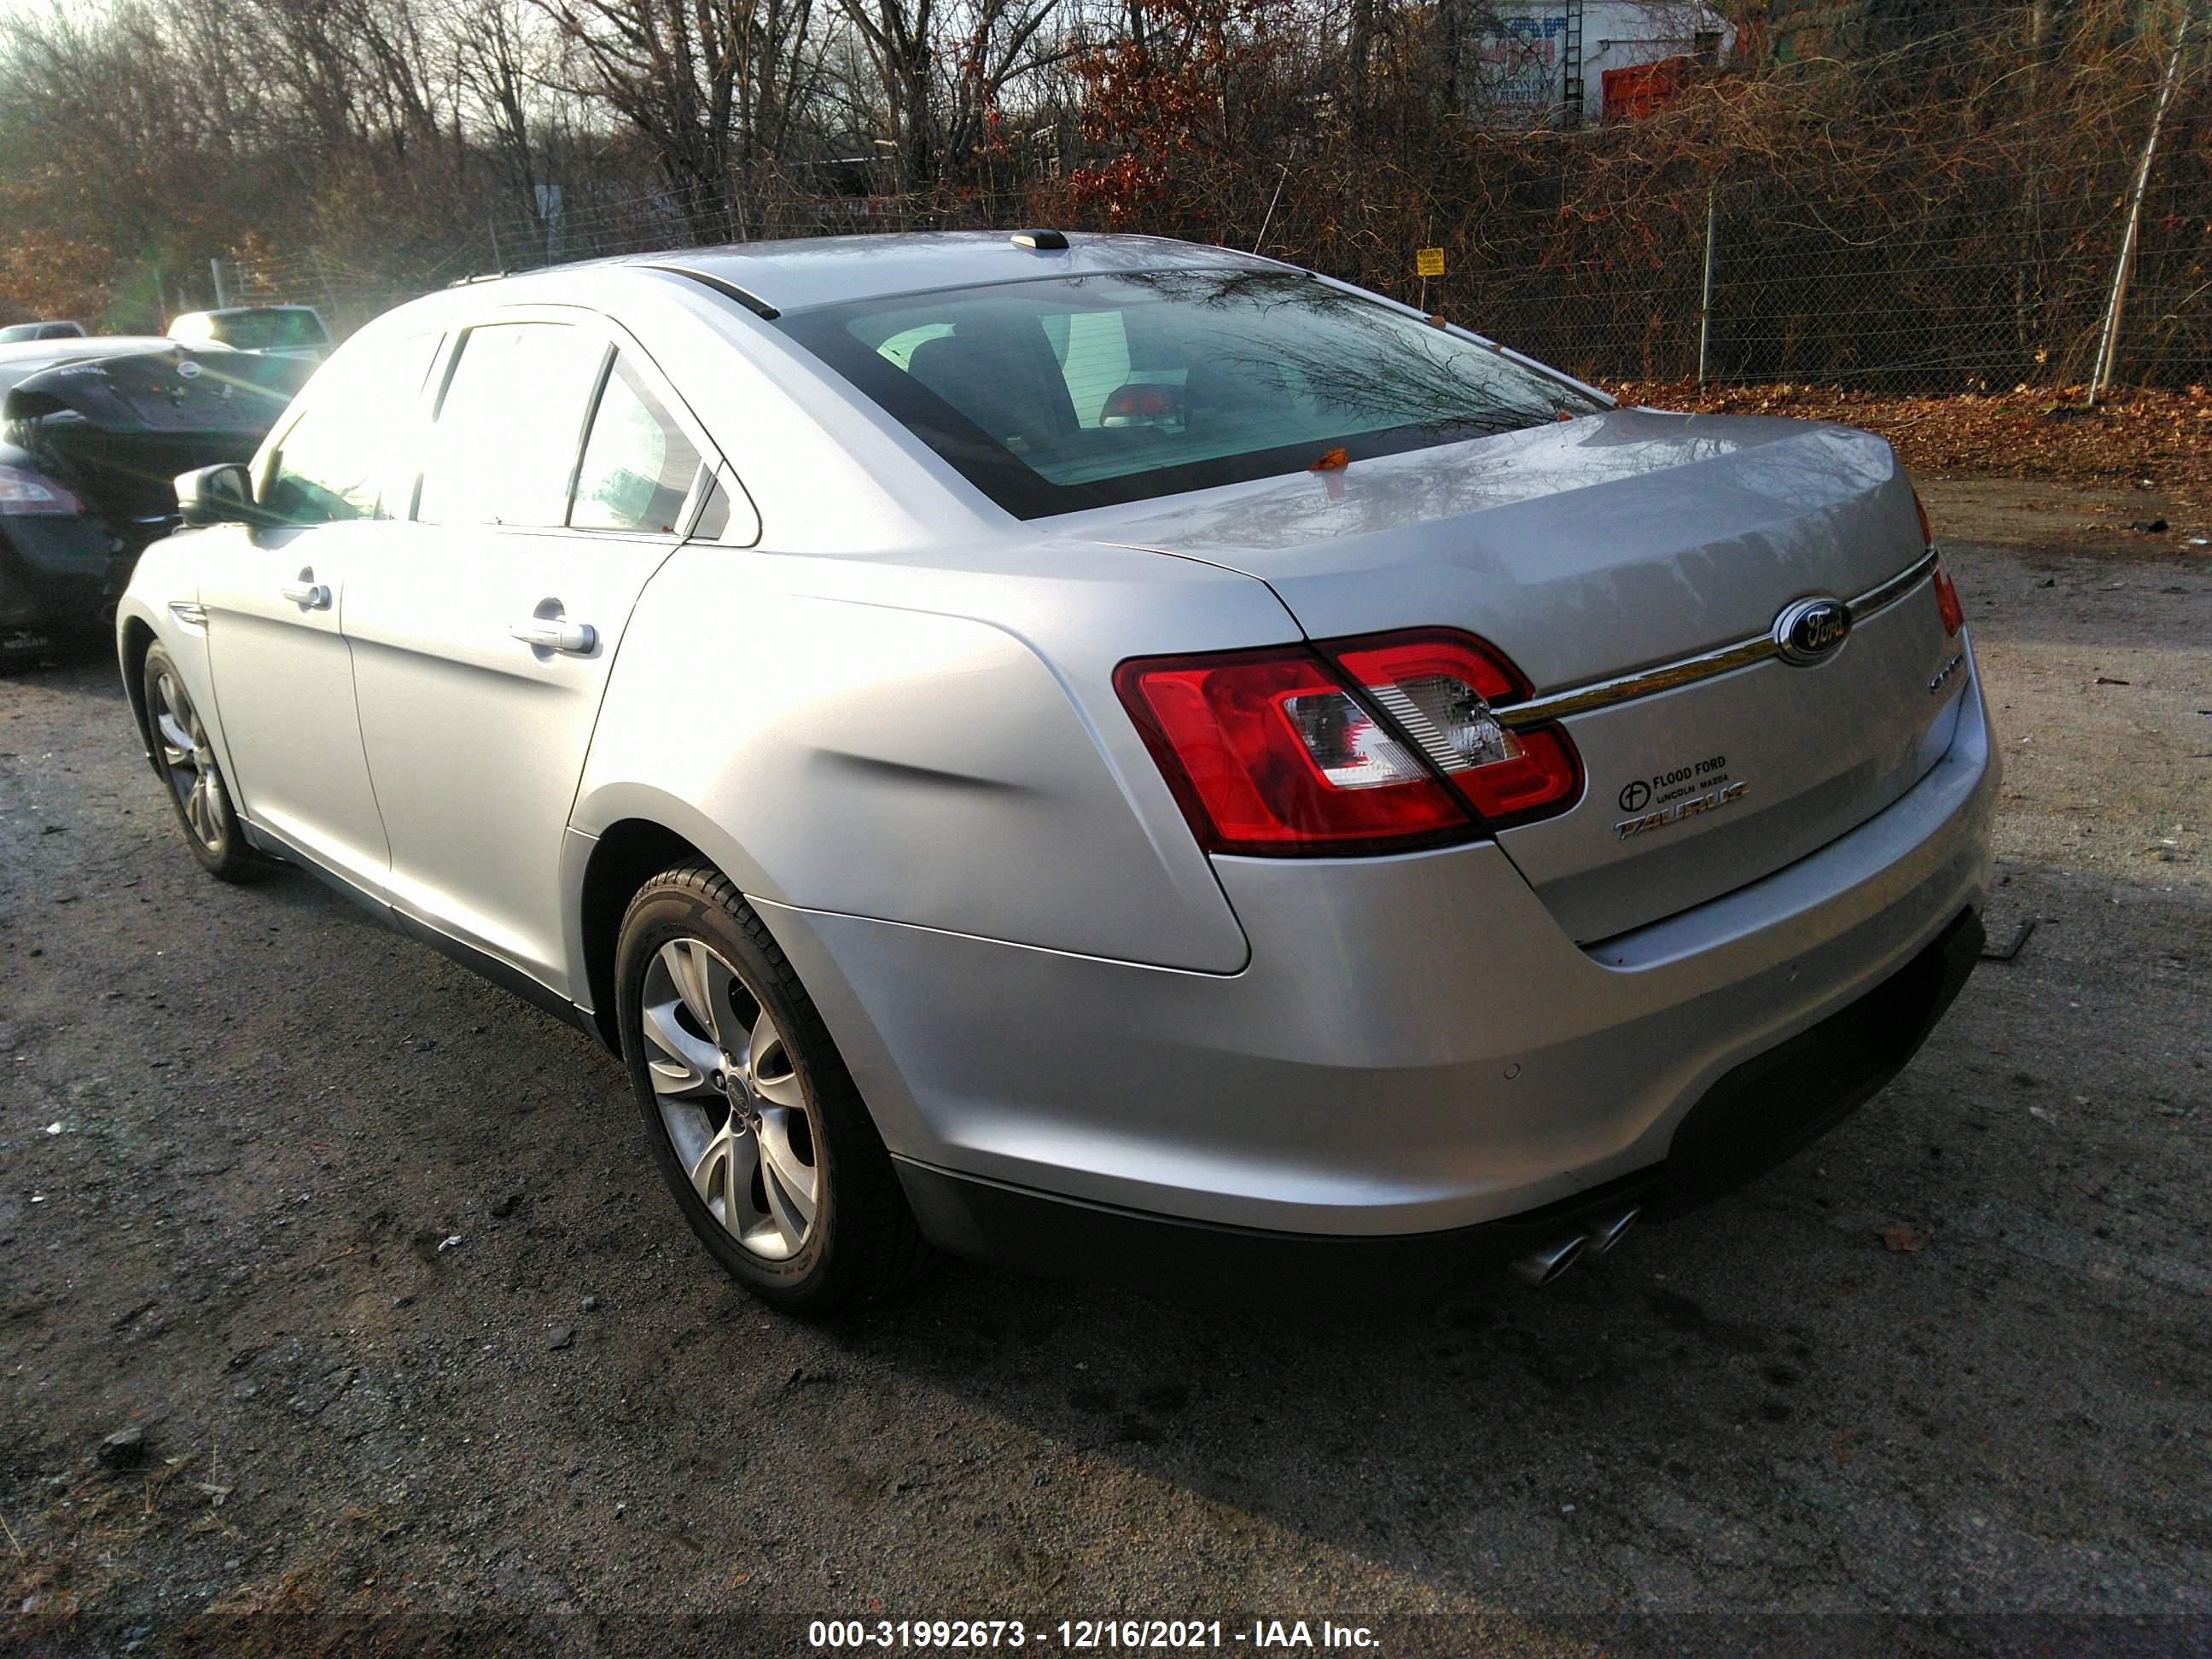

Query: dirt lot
[2,485,2208,1655]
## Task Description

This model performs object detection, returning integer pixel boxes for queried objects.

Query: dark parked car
[1,337,309,641]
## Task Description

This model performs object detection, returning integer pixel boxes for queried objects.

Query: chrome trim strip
[1496,633,1778,729]
[1496,550,1938,731]
[167,601,209,628]
[1846,549,1940,623]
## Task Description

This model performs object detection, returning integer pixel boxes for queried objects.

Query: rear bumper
[760,649,1998,1247]
[0,515,136,632]
[898,906,1982,1302]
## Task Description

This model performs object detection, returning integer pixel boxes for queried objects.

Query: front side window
[260,330,443,525]
[416,323,608,528]
[775,269,1602,519]
[570,355,701,533]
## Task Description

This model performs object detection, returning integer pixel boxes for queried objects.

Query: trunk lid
[1087,409,1970,941]
[4,346,306,523]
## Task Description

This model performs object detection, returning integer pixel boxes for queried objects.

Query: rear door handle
[509,618,597,655]
[280,579,331,609]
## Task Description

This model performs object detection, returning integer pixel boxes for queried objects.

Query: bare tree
[454,0,554,212]
[533,0,820,240]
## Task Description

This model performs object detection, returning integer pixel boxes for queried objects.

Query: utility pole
[209,257,228,310]
[1697,187,1719,385]
[2089,0,2192,405]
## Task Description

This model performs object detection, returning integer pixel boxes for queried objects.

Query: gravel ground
[2,495,2208,1656]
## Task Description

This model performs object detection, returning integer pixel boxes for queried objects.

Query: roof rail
[643,265,780,320]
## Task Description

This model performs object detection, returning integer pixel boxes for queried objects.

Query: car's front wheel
[143,643,260,882]
[615,863,931,1312]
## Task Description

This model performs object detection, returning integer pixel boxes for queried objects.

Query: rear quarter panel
[572,535,1299,973]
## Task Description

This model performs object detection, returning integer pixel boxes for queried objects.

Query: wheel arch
[569,799,933,1164]
[578,817,710,1054]
[119,614,159,759]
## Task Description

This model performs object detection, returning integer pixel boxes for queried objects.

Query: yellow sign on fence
[1416,247,1447,277]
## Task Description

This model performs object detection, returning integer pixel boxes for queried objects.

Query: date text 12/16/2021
[806,1618,1382,1650]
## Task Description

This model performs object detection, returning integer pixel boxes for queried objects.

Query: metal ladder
[1560,0,1586,125]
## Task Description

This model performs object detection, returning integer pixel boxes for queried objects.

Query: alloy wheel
[639,937,820,1260]
[153,667,226,854]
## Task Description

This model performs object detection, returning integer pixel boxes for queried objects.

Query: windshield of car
[773,268,1602,519]
[212,309,329,350]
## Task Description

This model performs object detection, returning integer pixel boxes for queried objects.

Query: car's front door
[341,314,710,998]
[195,329,445,894]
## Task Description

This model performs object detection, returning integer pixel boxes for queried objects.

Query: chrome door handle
[509,618,597,655]
[279,579,331,609]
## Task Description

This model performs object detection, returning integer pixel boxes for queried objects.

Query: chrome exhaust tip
[1589,1206,1641,1255]
[1511,1233,1589,1287]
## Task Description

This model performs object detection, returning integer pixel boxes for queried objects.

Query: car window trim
[560,343,620,530]
[254,327,448,525]
[675,462,763,549]
[414,317,607,531]
[580,318,731,533]
[560,349,715,543]
[386,328,448,522]
[410,304,730,537]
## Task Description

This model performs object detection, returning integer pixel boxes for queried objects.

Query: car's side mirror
[176,463,260,527]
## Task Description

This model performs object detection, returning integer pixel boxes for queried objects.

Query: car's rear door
[341,310,712,998]
[195,328,444,894]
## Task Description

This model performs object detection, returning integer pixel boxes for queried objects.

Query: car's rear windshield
[213,309,328,350]
[772,268,1602,520]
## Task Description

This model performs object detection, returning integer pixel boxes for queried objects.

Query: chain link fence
[201,137,2208,399]
[1393,158,2209,394]
[200,178,1045,341]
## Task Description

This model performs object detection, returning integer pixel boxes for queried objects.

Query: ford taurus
[116,231,1995,1311]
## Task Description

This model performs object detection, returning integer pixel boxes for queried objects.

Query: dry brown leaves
[1611,381,2212,544]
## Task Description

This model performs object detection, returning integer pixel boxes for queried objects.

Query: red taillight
[1115,630,1582,857]
[0,463,79,516]
[1912,486,1961,635]
[1115,647,1470,853]
[1931,560,1964,636]
[1330,632,1583,825]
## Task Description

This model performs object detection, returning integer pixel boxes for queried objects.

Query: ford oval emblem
[1773,597,1851,666]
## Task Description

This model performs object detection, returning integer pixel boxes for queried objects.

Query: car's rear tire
[142,643,263,882]
[615,862,933,1313]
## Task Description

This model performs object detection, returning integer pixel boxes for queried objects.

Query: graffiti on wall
[1476,14,1569,107]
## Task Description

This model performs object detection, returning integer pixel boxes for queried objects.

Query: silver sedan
[117,231,1996,1310]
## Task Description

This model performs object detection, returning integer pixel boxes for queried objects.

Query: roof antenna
[1010,230,1068,251]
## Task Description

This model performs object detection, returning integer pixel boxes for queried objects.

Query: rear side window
[261,331,443,525]
[570,354,701,533]
[417,323,607,527]
[777,270,1601,520]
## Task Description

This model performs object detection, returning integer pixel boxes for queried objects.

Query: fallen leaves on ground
[1879,1221,1934,1253]
[1610,381,2212,544]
